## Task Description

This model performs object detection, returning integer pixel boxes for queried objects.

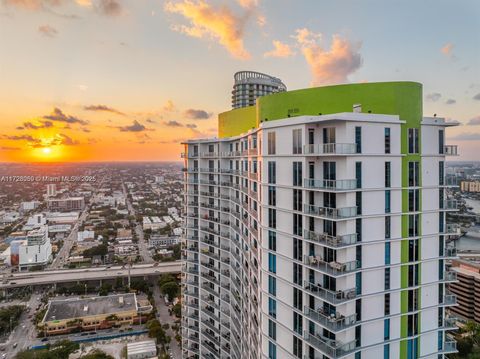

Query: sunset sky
[0,0,479,162]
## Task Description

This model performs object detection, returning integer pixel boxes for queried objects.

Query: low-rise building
[77,230,95,242]
[449,259,480,322]
[148,235,178,248]
[47,197,85,212]
[461,180,480,192]
[127,340,157,359]
[41,293,152,335]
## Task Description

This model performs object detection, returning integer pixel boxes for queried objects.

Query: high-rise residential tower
[182,81,459,359]
[231,71,286,109]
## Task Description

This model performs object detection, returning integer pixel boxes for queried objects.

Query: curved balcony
[304,306,357,332]
[304,255,360,276]
[304,204,357,220]
[304,281,357,304]
[304,178,358,191]
[304,229,358,247]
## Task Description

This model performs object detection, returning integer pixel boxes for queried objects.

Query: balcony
[304,332,356,358]
[444,223,460,236]
[304,204,358,219]
[441,294,457,306]
[444,145,458,156]
[441,199,458,210]
[443,270,457,282]
[304,178,358,191]
[439,340,457,354]
[304,229,358,247]
[304,306,358,332]
[304,255,360,275]
[304,143,358,155]
[304,281,357,304]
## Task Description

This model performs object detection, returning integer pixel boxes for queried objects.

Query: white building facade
[182,82,459,359]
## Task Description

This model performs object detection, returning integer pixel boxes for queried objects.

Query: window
[408,128,419,154]
[308,129,315,145]
[384,128,391,153]
[268,161,276,184]
[384,344,390,359]
[385,190,391,213]
[293,189,302,211]
[385,162,391,187]
[293,263,302,285]
[293,214,303,236]
[407,264,419,287]
[384,293,390,315]
[293,238,303,261]
[293,312,302,334]
[292,129,302,154]
[268,319,276,340]
[268,275,276,296]
[407,314,419,336]
[439,161,445,186]
[268,186,276,206]
[268,341,276,359]
[356,191,362,215]
[356,272,362,295]
[268,208,276,228]
[293,288,302,310]
[408,161,420,187]
[268,132,276,155]
[384,318,390,340]
[355,162,362,188]
[268,253,276,273]
[408,189,419,212]
[268,231,276,251]
[355,126,362,153]
[385,267,390,290]
[439,129,444,154]
[268,298,277,318]
[385,216,391,239]
[293,162,302,186]
[356,218,362,242]
[293,336,302,358]
[408,289,419,312]
[408,214,419,237]
[385,242,391,265]
[323,127,336,143]
[408,239,419,262]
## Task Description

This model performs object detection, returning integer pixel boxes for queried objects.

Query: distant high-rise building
[46,183,56,197]
[460,180,480,192]
[18,226,52,270]
[231,71,286,109]
[182,80,460,359]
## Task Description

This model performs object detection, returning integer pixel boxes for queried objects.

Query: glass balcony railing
[304,178,358,191]
[304,281,357,304]
[304,204,357,219]
[304,332,357,358]
[440,340,457,353]
[444,271,457,282]
[441,200,458,210]
[304,229,358,247]
[444,223,460,235]
[304,143,358,155]
[304,306,358,332]
[304,255,360,275]
[441,294,457,306]
[444,145,458,156]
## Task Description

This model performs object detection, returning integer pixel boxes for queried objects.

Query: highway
[0,261,181,289]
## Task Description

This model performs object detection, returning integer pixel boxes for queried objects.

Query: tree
[81,349,114,359]
[160,281,179,300]
[171,303,181,318]
[146,319,167,344]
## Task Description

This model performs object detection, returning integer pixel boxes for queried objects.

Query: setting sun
[42,147,52,155]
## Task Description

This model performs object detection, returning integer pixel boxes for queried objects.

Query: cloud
[81,128,91,133]
[441,43,454,57]
[0,146,21,151]
[163,99,176,112]
[184,108,211,119]
[467,116,480,125]
[38,24,58,37]
[84,104,124,115]
[449,132,480,141]
[186,123,197,129]
[22,120,54,130]
[473,93,480,101]
[75,0,91,6]
[445,99,456,105]
[3,134,38,142]
[264,40,295,58]
[3,0,63,11]
[164,0,251,60]
[426,93,442,102]
[294,29,362,86]
[43,107,87,125]
[96,0,122,16]
[237,0,257,8]
[56,133,78,145]
[145,119,157,124]
[164,120,183,127]
[117,120,150,132]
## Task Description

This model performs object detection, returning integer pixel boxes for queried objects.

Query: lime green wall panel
[218,106,256,138]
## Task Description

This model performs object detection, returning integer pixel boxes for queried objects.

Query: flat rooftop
[44,293,137,322]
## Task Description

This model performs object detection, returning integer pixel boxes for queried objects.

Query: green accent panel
[218,106,256,138]
[257,81,422,125]
[217,81,423,137]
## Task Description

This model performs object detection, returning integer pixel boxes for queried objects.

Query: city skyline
[0,0,479,162]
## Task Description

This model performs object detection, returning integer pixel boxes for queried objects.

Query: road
[1,262,181,289]
[3,293,42,358]
[122,182,153,263]
[153,283,181,359]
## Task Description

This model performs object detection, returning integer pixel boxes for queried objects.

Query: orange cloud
[264,40,294,58]
[3,0,63,10]
[294,29,362,86]
[441,42,454,57]
[164,0,251,60]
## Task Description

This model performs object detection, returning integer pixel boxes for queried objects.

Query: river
[455,198,480,251]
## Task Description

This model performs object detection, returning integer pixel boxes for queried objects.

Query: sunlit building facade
[182,81,460,359]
